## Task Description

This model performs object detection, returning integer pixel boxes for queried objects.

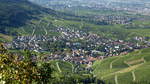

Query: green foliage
[36,62,53,83]
[0,44,38,84]
[0,43,54,84]
[93,48,150,84]
[0,44,101,84]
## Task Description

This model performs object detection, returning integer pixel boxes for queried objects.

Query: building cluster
[7,27,148,65]
[94,15,133,24]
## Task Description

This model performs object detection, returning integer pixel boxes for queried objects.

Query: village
[93,15,133,25]
[6,27,150,66]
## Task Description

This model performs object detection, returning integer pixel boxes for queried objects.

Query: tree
[0,43,39,84]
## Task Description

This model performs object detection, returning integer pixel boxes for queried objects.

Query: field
[11,13,150,41]
[93,48,150,84]
[0,33,12,42]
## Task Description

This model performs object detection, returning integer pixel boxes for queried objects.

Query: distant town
[5,27,150,66]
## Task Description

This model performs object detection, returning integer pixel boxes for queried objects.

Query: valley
[0,0,150,84]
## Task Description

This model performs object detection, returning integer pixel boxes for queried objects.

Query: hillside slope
[93,48,150,84]
[0,0,74,37]
[0,0,57,33]
[1,0,150,41]
[0,0,93,36]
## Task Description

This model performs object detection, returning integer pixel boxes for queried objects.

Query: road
[56,62,62,73]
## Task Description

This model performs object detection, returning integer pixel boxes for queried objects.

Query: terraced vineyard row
[93,48,150,84]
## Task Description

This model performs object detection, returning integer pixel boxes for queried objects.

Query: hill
[1,0,150,41]
[93,48,150,84]
[0,0,98,36]
[0,0,58,34]
[0,0,123,39]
